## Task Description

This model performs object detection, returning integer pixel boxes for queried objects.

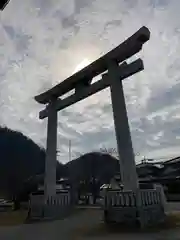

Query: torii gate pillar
[109,61,138,190]
[44,100,57,198]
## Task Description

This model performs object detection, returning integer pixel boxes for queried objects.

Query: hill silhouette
[0,126,170,201]
[0,126,63,199]
[64,152,120,185]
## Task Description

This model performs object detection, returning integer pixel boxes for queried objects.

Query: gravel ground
[0,203,180,240]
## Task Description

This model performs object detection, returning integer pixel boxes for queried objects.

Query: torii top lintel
[0,0,11,10]
[34,26,150,105]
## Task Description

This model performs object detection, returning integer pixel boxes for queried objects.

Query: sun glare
[73,58,91,74]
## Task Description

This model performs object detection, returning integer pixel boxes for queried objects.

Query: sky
[1,0,180,164]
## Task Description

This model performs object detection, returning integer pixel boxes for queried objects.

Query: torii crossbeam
[0,0,11,10]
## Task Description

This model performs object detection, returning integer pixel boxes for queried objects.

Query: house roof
[136,162,161,168]
[163,156,180,165]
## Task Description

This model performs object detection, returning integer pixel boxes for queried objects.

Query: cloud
[1,0,180,163]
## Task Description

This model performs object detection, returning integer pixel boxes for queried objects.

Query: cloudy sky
[1,0,180,163]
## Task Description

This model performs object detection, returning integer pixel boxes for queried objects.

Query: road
[0,203,180,240]
[166,202,180,212]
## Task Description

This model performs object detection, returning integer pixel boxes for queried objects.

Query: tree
[0,127,65,208]
[64,152,120,204]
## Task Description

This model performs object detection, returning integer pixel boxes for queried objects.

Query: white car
[100,184,111,190]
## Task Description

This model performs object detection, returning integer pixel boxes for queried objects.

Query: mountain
[0,125,172,200]
[64,152,120,185]
[0,126,63,199]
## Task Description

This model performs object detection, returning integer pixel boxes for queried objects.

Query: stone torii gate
[35,26,150,200]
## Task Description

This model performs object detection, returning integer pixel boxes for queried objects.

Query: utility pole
[69,140,71,162]
[141,156,146,164]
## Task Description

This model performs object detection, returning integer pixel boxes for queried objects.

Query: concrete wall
[29,192,74,220]
[103,189,165,227]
